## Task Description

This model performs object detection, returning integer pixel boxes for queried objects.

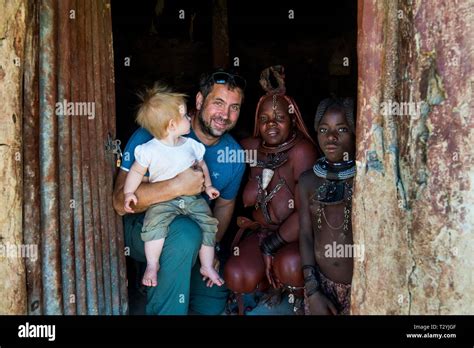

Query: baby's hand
[124,192,138,213]
[205,185,220,200]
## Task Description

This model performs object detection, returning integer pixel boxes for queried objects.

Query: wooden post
[353,0,474,314]
[212,0,230,69]
[0,0,28,314]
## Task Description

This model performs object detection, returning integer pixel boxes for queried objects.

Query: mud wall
[0,0,28,315]
[353,0,473,314]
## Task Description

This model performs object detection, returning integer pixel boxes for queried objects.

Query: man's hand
[175,166,205,196]
[307,291,337,315]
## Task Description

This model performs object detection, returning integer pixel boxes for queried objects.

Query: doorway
[110,0,358,314]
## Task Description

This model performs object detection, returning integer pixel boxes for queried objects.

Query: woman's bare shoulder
[240,136,260,150]
[289,138,318,157]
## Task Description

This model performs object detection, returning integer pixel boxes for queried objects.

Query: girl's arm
[298,172,317,270]
[298,172,337,314]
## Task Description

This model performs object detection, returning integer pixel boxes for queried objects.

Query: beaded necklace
[311,157,355,236]
[313,157,356,180]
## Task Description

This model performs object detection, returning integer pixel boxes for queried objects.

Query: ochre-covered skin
[225,123,318,292]
[242,137,318,231]
[224,93,317,293]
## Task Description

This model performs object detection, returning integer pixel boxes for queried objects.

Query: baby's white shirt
[134,137,205,183]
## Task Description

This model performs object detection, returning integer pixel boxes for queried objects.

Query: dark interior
[111,0,357,314]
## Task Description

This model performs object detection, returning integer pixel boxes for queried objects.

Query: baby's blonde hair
[135,82,187,139]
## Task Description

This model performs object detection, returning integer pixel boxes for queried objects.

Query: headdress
[253,65,315,146]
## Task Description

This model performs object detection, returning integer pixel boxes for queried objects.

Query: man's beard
[197,109,235,138]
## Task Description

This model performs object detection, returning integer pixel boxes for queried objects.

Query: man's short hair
[135,82,187,139]
[199,68,246,100]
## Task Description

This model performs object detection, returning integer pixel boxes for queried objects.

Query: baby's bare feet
[200,266,224,287]
[142,263,159,287]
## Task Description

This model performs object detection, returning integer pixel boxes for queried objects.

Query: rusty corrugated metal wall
[20,0,128,315]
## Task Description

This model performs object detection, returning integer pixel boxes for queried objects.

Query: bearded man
[113,68,246,315]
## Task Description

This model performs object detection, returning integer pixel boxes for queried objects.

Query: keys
[105,133,122,168]
[115,145,123,168]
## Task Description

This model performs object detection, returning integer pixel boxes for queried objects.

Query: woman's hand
[307,291,337,315]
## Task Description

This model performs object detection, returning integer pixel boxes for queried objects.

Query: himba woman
[224,66,319,314]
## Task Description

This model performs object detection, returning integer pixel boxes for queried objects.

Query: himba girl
[298,98,356,315]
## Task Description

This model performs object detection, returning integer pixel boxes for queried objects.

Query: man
[113,68,246,315]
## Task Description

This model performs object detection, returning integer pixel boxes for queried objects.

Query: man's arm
[212,197,235,242]
[113,166,205,216]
